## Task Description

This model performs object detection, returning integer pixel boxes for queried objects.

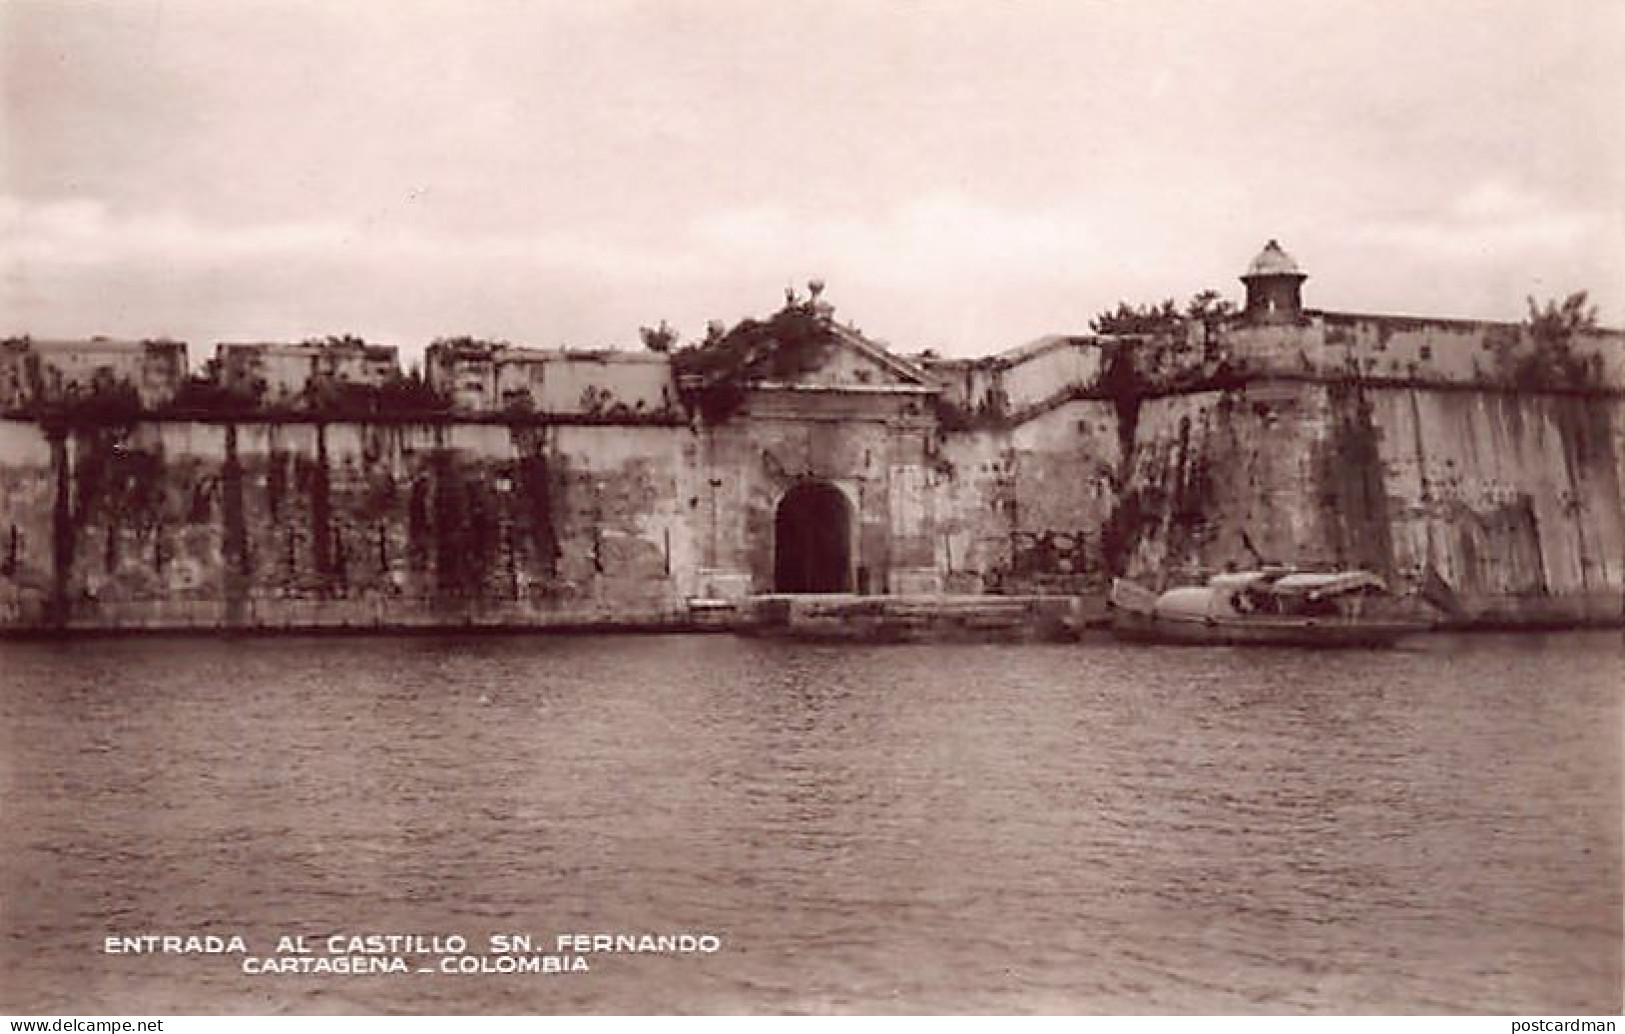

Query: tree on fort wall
[639,321,679,353]
[1502,291,1604,391]
[671,299,836,422]
[1090,290,1242,405]
[1089,290,1235,337]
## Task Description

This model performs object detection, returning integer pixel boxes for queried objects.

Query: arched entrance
[773,481,853,593]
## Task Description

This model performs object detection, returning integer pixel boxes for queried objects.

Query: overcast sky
[3,0,1621,361]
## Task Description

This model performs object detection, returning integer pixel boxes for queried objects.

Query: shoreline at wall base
[743,593,1109,643]
[0,617,740,640]
[1431,615,1625,632]
[1,596,1620,639]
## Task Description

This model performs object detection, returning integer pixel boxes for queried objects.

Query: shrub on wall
[672,302,837,422]
[1498,292,1605,391]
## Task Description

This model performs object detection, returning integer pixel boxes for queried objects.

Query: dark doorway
[773,481,853,593]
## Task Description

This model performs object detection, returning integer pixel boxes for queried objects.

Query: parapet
[916,335,1108,424]
[212,339,402,407]
[1234,311,1625,392]
[0,337,188,411]
[425,339,679,418]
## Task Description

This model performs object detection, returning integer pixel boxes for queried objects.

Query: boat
[1108,568,1432,647]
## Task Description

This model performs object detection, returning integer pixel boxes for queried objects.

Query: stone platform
[737,593,1108,643]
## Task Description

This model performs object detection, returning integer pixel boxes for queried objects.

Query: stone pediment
[771,321,930,390]
[674,303,930,393]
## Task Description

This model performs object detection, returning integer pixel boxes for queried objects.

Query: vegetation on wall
[1098,482,1161,578]
[42,378,145,424]
[639,321,679,353]
[929,389,1011,432]
[672,302,836,422]
[1090,289,1235,336]
[674,305,833,382]
[1092,292,1244,399]
[1495,291,1606,391]
[1084,294,1244,578]
[312,370,451,416]
[430,453,499,601]
[171,371,257,414]
[40,420,174,623]
[1317,383,1396,573]
[1096,412,1221,578]
[514,451,560,580]
[1085,291,1251,555]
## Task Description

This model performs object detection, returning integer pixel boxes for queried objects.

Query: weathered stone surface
[1110,383,1624,624]
[3,279,1623,631]
[0,418,697,629]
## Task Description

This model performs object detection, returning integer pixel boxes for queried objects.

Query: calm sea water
[1,632,1619,1015]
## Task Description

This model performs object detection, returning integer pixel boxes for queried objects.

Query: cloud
[1346,178,1601,259]
[3,170,1621,357]
[1,189,1110,340]
[4,2,1621,351]
[0,195,361,267]
[0,193,693,280]
[691,192,1101,287]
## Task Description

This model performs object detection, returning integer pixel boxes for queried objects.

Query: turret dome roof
[1244,239,1305,279]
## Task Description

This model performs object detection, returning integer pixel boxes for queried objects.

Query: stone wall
[919,335,1105,422]
[689,387,938,598]
[426,341,678,417]
[1,338,187,410]
[1229,313,1624,390]
[1113,382,1625,624]
[931,400,1121,594]
[2,310,1622,632]
[0,417,696,630]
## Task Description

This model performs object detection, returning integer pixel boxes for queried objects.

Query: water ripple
[1,632,1619,1013]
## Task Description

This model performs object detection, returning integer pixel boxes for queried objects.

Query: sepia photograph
[1,0,1621,1019]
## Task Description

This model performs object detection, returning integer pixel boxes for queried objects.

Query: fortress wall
[929,399,1120,593]
[546,422,698,611]
[1116,384,1625,623]
[0,417,694,630]
[527,353,676,415]
[925,429,1012,593]
[2,370,1621,631]
[1,339,189,410]
[925,318,1624,423]
[1115,385,1327,586]
[431,348,678,416]
[998,340,1104,411]
[0,420,61,625]
[1001,400,1121,589]
[1331,317,1625,388]
[1226,314,1625,389]
[1321,315,1503,382]
[918,338,1104,416]
[1365,388,1625,622]
[1220,322,1325,374]
[692,390,939,596]
[918,358,994,412]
